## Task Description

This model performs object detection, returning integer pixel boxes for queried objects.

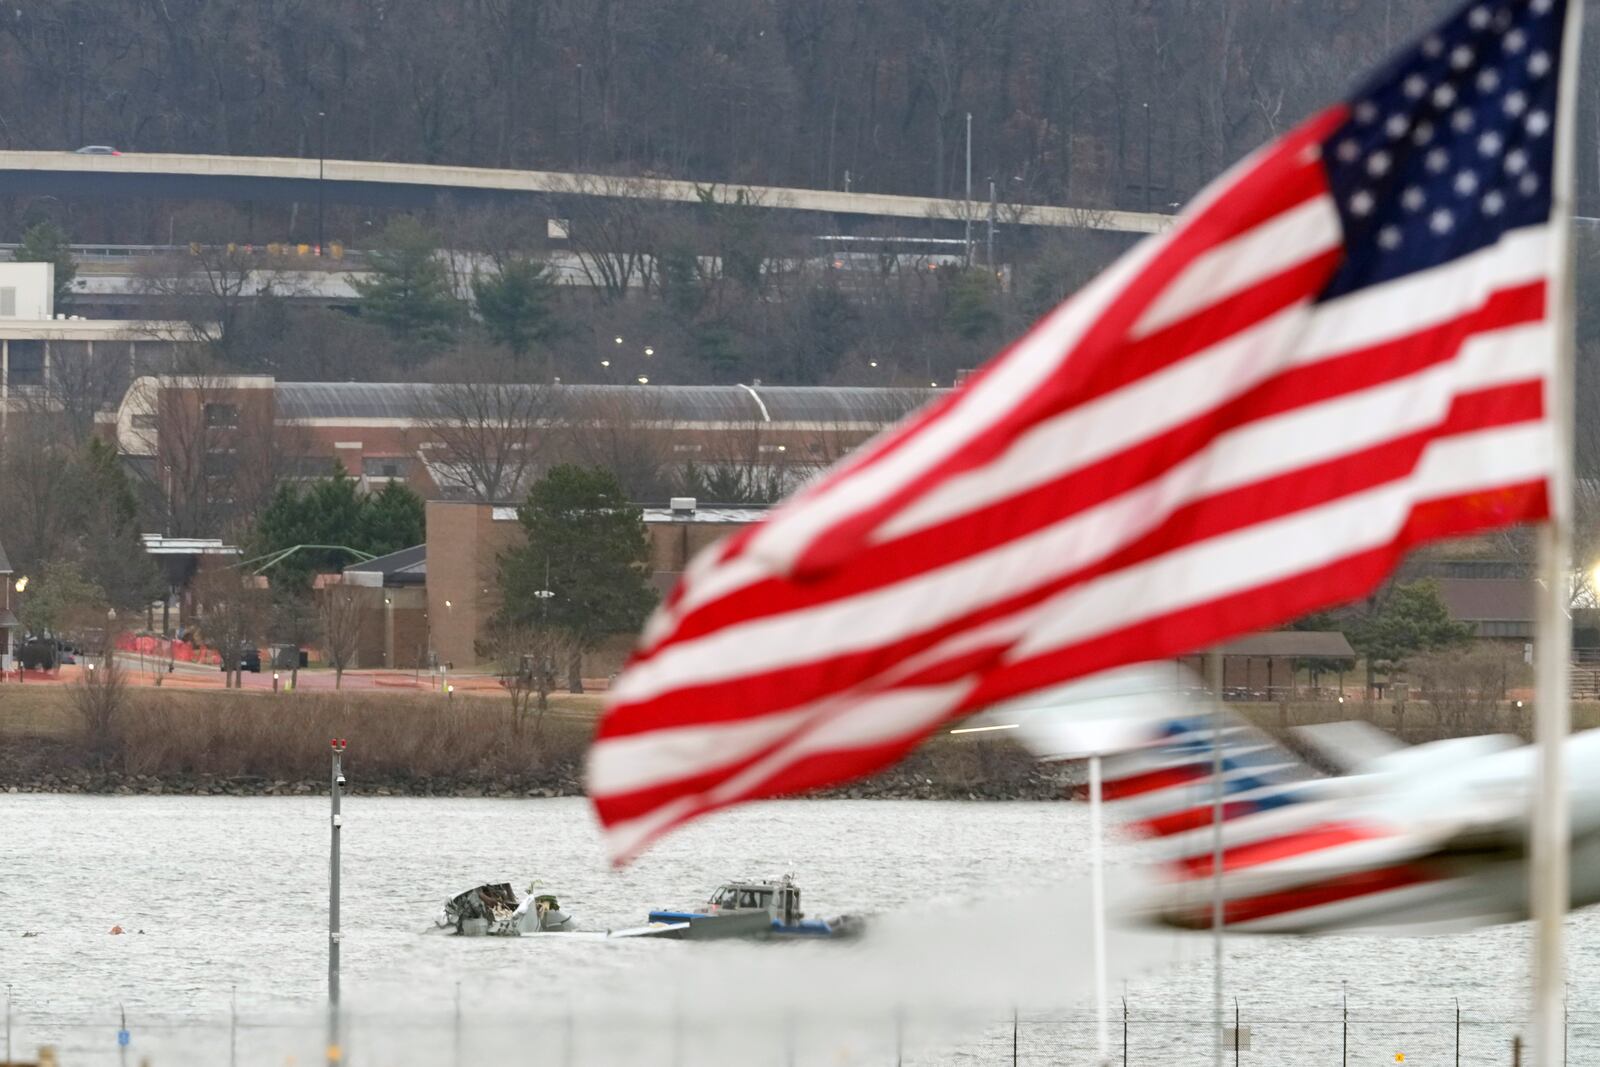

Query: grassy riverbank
[0,686,1061,800]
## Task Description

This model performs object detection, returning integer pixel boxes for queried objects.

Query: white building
[0,261,197,404]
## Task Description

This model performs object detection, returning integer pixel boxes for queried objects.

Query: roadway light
[637,376,649,384]
[644,347,654,356]
[601,359,611,368]
[444,600,452,609]
[869,361,878,368]
[13,576,26,592]
[615,336,624,344]
[930,381,939,387]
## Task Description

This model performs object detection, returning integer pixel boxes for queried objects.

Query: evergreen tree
[358,480,426,557]
[1347,579,1474,694]
[16,220,77,312]
[472,258,562,357]
[498,465,656,689]
[350,216,463,349]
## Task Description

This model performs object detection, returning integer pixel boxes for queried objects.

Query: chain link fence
[7,998,1597,1066]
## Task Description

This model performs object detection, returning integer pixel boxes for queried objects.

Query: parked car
[15,635,57,670]
[73,145,120,155]
[219,645,262,673]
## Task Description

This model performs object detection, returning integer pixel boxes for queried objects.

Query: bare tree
[74,630,127,767]
[478,619,580,737]
[562,388,675,500]
[419,354,558,501]
[319,582,363,689]
[192,565,266,689]
[556,174,664,300]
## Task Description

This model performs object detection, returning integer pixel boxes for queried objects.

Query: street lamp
[13,577,25,593]
[614,336,624,345]
[317,110,327,253]
[600,359,610,368]
[644,346,654,356]
[637,376,649,385]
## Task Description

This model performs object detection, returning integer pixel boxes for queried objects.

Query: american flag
[590,0,1575,863]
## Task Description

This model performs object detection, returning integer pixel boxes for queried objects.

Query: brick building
[118,376,938,504]
[423,497,764,672]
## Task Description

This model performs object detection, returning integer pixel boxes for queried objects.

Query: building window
[204,402,239,429]
[363,456,408,480]
[672,444,704,453]
[0,287,16,317]
[6,339,42,387]
[132,412,158,431]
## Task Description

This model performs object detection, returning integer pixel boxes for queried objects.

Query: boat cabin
[707,877,803,925]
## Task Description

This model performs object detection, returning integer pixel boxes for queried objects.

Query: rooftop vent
[669,496,697,515]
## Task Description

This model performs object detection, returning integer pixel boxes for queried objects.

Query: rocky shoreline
[0,737,1069,802]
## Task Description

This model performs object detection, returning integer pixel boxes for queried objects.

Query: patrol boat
[647,875,863,939]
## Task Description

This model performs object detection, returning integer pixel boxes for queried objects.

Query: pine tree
[358,480,425,557]
[498,465,656,690]
[350,216,463,350]
[472,258,561,358]
[16,220,77,312]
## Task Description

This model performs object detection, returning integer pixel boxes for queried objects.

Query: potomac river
[5,794,1600,1064]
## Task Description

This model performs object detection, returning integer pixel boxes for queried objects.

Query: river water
[4,793,1600,1065]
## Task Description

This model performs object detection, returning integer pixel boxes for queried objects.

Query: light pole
[328,738,347,1065]
[317,110,327,254]
[1142,103,1153,214]
[964,112,974,265]
[535,560,555,700]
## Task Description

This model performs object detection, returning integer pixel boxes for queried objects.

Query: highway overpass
[0,150,1174,237]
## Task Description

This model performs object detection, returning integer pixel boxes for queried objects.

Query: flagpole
[1209,647,1225,1067]
[1532,2,1583,1063]
[1088,751,1110,1065]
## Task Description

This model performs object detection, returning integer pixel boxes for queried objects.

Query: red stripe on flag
[1217,864,1436,927]
[1175,822,1378,878]
[1140,801,1263,838]
[1100,763,1210,801]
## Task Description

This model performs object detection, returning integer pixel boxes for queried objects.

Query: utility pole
[575,64,585,166]
[317,111,327,254]
[964,112,974,265]
[1143,103,1153,213]
[328,738,347,1066]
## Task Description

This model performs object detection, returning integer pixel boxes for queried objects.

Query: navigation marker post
[328,738,347,1066]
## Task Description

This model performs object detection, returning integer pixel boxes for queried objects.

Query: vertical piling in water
[1123,997,1128,1067]
[1455,997,1460,1067]
[1342,983,1348,1067]
[1011,1007,1017,1067]
[894,1006,904,1067]
[1208,647,1225,1067]
[328,738,346,1067]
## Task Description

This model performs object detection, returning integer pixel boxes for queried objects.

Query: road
[0,149,1176,235]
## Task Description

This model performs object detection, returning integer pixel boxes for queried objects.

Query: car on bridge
[73,145,120,156]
